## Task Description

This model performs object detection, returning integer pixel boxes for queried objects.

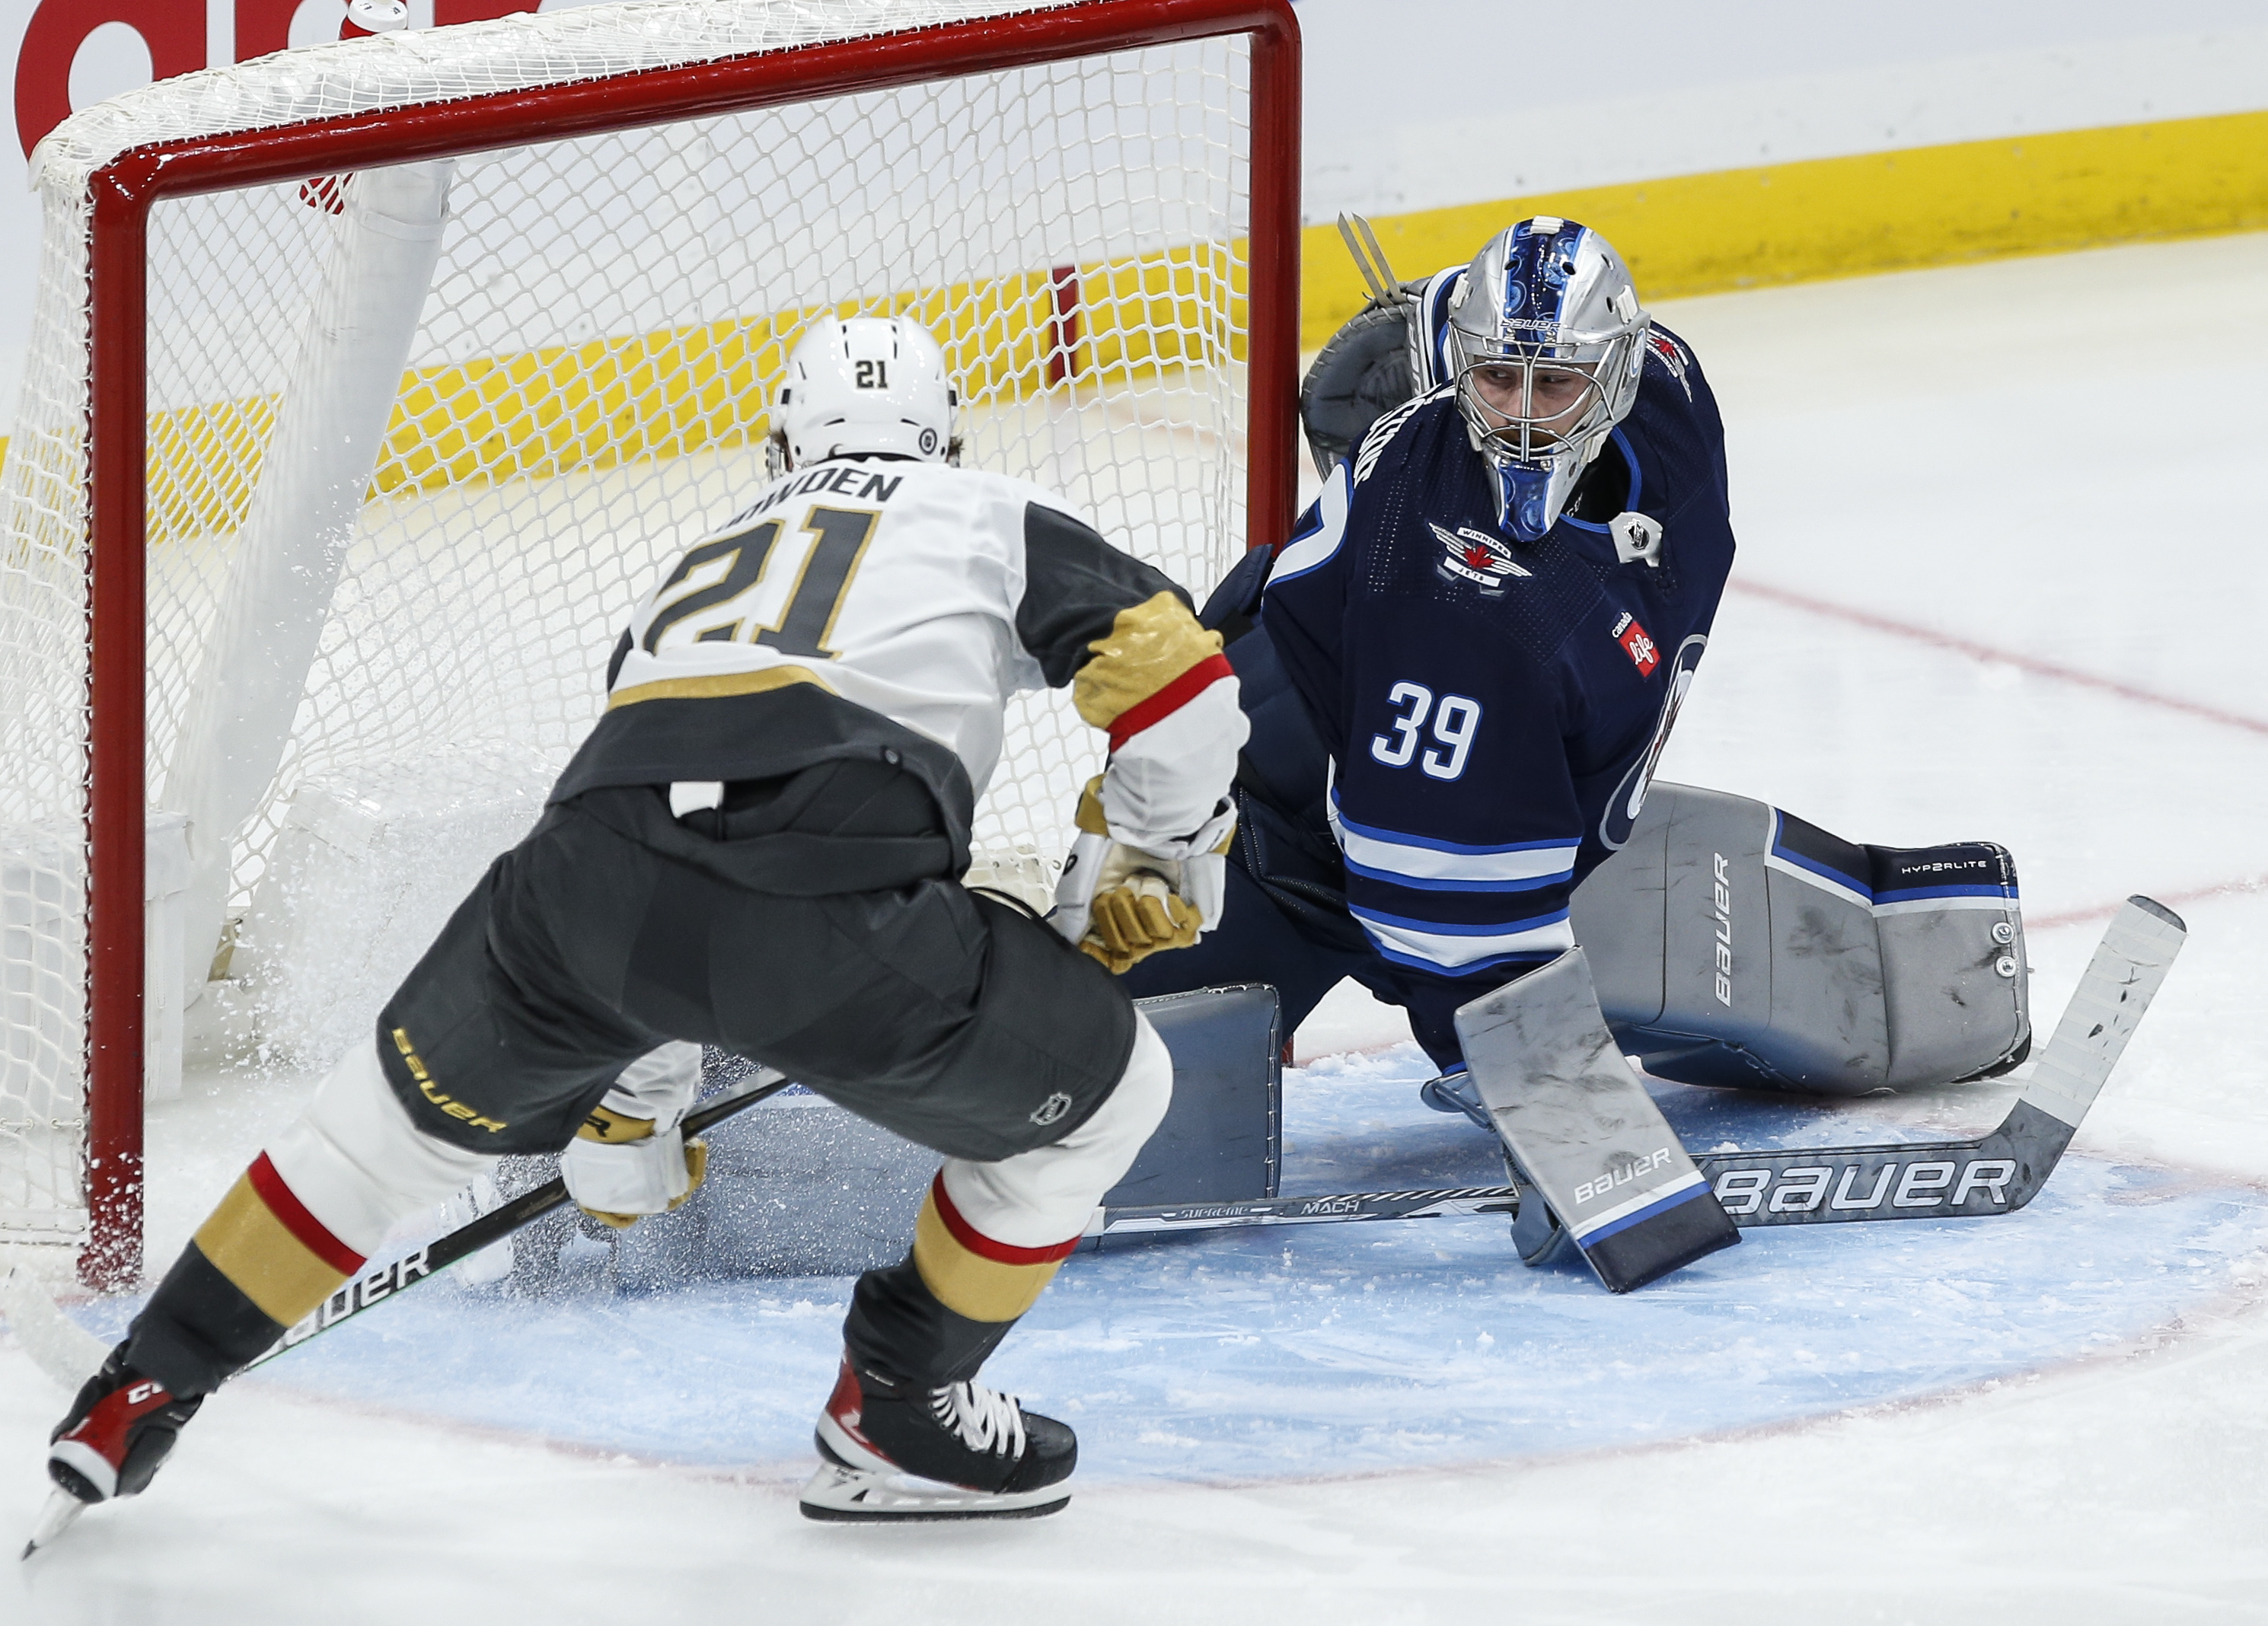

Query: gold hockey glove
[1052,776,1235,975]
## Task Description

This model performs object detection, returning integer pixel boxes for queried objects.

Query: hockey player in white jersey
[43,317,1245,1525]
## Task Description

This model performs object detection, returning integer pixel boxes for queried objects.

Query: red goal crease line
[2028,874,2268,933]
[1727,579,2268,741]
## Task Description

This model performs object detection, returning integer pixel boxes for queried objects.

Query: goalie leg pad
[1571,782,2030,1095]
[1454,948,1739,1293]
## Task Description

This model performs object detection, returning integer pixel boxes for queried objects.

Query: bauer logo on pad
[1610,612,1660,676]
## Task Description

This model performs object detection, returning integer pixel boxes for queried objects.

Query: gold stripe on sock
[911,1191,1067,1324]
[192,1174,352,1328]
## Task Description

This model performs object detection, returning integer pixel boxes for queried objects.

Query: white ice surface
[10,234,2268,1621]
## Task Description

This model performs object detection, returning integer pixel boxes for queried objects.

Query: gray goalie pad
[1570,783,2031,1096]
[1455,948,1740,1293]
[503,985,1280,1283]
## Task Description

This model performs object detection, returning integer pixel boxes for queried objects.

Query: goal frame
[72,0,1303,1288]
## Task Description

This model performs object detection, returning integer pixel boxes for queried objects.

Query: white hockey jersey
[563,456,1245,858]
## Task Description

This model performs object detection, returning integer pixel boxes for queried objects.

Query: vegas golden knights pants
[126,756,1150,1395]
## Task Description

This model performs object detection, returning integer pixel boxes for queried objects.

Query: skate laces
[930,1381,1027,1459]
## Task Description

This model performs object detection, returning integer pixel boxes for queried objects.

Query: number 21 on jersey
[1370,681,1482,780]
[643,504,879,658]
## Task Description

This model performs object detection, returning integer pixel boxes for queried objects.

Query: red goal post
[25,0,1300,1288]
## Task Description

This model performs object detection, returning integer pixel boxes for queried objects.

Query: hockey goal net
[0,0,1299,1282]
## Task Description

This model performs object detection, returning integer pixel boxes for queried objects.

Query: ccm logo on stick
[1711,1159,2018,1215]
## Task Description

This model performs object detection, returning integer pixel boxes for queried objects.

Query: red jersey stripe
[1105,652,1233,752]
[929,1173,1080,1267]
[245,1153,366,1277]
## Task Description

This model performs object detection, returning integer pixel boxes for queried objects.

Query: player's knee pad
[1571,783,2030,1095]
[264,1036,493,1256]
[938,1012,1172,1248]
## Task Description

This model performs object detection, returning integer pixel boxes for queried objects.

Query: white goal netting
[0,0,1262,1244]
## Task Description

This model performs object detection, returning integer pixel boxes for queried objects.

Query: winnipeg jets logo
[1430,521,1532,593]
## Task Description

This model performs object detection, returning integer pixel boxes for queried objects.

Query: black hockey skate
[801,1357,1076,1522]
[47,1343,204,1504]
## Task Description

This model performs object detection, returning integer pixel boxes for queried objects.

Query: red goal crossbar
[77,0,1302,1288]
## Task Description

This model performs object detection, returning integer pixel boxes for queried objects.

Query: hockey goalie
[43,317,1245,1526]
[1123,215,2037,1289]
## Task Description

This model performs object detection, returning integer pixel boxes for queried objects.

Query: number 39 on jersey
[1370,681,1482,781]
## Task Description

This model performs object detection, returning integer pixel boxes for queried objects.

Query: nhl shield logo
[1029,1092,1074,1127]
[1430,521,1533,594]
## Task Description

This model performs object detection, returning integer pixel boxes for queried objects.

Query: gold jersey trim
[911,1190,1067,1324]
[605,663,834,710]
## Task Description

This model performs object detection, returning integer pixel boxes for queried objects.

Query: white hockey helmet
[1446,218,1650,542]
[770,314,959,471]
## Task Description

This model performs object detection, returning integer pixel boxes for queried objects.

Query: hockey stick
[241,1066,792,1372]
[22,1070,795,1559]
[1084,897,2184,1246]
[1084,1186,1516,1246]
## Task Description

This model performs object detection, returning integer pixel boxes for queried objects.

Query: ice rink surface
[10,234,2268,1621]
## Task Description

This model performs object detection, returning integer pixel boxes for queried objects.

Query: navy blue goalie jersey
[1250,326,1735,1060]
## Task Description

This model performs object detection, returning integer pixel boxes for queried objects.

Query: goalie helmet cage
[1,0,1301,1286]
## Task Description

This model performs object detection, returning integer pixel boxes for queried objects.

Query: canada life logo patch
[1610,611,1660,675]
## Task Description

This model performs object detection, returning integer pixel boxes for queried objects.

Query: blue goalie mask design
[1446,218,1650,542]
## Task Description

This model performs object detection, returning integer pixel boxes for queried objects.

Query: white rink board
[8,234,2268,1623]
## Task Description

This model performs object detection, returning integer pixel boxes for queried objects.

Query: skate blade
[797,1462,1070,1522]
[22,1488,88,1559]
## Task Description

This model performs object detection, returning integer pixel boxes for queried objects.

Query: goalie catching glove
[1052,775,1235,974]
[561,1041,708,1228]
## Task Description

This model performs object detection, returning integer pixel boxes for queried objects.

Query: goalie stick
[23,1066,790,1559]
[1085,897,2183,1247]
